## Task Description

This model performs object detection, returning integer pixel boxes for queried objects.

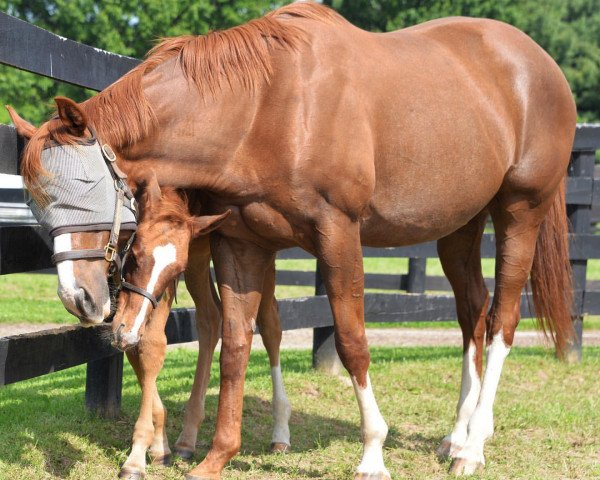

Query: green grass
[0,346,598,479]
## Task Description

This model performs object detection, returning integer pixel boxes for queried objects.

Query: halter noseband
[120,280,164,309]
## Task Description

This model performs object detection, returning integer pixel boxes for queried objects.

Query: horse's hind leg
[435,210,489,459]
[256,258,292,452]
[450,194,550,475]
[174,236,221,460]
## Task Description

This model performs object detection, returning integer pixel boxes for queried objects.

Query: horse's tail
[530,179,574,358]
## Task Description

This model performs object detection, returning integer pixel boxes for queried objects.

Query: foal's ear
[191,210,232,238]
[54,97,88,136]
[5,105,37,139]
[136,170,162,215]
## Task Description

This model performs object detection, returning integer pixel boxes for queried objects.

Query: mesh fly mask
[27,129,170,312]
[27,129,137,269]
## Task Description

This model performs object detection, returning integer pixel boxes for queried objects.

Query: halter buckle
[101,144,117,162]
[104,244,117,262]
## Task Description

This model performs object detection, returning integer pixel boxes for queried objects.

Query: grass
[0,346,598,479]
[1,258,600,330]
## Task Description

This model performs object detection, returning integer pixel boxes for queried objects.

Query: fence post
[312,262,343,374]
[406,257,426,293]
[566,151,594,362]
[85,353,123,418]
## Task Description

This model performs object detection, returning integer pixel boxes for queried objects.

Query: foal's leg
[120,292,174,478]
[256,259,292,452]
[436,211,489,458]
[450,197,548,475]
[174,236,221,459]
[316,216,389,480]
[187,236,274,479]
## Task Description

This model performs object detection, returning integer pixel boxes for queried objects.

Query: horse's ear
[5,105,37,139]
[54,97,88,136]
[191,210,231,238]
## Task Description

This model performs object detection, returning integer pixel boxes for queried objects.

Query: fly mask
[27,128,137,269]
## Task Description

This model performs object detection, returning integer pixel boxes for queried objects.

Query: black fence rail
[1,11,599,417]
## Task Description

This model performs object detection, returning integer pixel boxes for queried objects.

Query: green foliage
[1,0,599,124]
[0,0,284,124]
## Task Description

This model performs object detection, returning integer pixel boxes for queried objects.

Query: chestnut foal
[112,176,291,479]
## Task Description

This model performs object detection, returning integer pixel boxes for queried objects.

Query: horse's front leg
[316,216,390,480]
[119,294,173,479]
[186,235,274,480]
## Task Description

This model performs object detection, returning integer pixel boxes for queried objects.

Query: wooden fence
[1,11,600,417]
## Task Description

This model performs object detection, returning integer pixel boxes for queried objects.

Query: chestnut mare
[10,2,576,478]
[112,175,291,477]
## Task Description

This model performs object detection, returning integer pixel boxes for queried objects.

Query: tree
[0,0,283,124]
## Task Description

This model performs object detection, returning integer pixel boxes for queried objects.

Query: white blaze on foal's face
[127,243,178,339]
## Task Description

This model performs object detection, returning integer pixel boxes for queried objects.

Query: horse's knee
[335,332,370,385]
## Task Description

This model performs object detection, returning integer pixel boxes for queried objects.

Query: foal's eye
[125,253,138,271]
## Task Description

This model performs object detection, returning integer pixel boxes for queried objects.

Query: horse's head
[111,172,230,351]
[7,99,137,325]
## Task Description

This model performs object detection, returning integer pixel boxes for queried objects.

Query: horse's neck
[108,88,262,195]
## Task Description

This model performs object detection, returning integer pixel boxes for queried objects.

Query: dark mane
[83,2,343,149]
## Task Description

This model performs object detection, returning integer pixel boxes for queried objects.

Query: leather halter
[120,280,163,309]
[50,136,137,269]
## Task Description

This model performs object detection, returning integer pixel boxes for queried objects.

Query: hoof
[449,458,484,476]
[354,473,391,480]
[118,467,145,480]
[174,448,195,461]
[436,439,462,459]
[270,442,291,453]
[150,453,171,466]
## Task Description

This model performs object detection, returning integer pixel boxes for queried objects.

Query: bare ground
[2,323,600,349]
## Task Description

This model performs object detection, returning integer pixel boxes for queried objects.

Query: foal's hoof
[436,438,462,459]
[354,473,391,480]
[150,453,171,466]
[174,447,195,461]
[118,467,145,480]
[270,442,291,453]
[449,458,484,476]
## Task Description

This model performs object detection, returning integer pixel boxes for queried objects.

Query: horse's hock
[0,8,599,416]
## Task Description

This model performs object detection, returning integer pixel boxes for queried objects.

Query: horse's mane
[83,2,343,149]
[21,2,342,203]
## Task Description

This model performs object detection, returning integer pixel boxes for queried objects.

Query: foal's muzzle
[111,323,140,351]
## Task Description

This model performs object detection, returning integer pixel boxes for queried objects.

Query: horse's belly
[360,168,501,247]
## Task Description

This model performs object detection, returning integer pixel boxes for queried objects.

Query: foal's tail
[530,179,574,358]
